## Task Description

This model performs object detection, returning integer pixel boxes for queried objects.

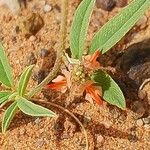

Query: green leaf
[89,0,150,54]
[18,65,34,96]
[2,101,18,133]
[91,70,126,109]
[0,91,11,98]
[0,44,14,87]
[70,0,96,59]
[0,91,12,104]
[17,97,56,117]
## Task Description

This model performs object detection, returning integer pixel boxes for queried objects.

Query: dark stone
[131,101,145,119]
[65,47,72,57]
[23,13,44,36]
[129,126,137,132]
[79,143,86,148]
[54,121,64,132]
[96,0,116,11]
[11,36,17,43]
[128,133,138,143]
[15,26,20,34]
[54,4,61,12]
[33,70,45,84]
[39,49,50,58]
[120,39,150,87]
[142,117,150,124]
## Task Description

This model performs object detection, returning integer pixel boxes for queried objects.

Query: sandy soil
[0,0,150,150]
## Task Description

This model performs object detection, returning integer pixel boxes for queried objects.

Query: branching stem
[27,1,89,149]
[27,0,68,98]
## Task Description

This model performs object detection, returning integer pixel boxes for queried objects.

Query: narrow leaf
[0,91,12,104]
[0,91,11,98]
[92,70,126,109]
[89,0,150,54]
[17,97,56,117]
[0,44,14,87]
[70,0,96,58]
[2,101,18,133]
[18,65,34,96]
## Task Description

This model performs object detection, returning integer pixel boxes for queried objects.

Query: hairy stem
[32,98,89,150]
[27,0,68,98]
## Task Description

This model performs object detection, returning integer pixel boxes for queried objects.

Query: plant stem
[32,98,89,150]
[27,0,68,98]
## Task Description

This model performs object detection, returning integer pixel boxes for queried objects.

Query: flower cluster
[47,50,103,105]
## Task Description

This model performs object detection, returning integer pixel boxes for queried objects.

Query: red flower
[83,50,101,71]
[80,81,103,105]
[47,70,71,93]
[47,51,103,106]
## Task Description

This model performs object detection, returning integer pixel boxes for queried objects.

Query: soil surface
[0,0,150,150]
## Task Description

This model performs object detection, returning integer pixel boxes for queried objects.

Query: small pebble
[23,13,44,36]
[136,119,144,127]
[83,116,91,125]
[129,126,137,132]
[36,138,44,147]
[132,101,145,118]
[15,26,20,34]
[142,117,150,124]
[128,133,138,143]
[29,35,37,42]
[109,108,120,119]
[54,4,61,12]
[115,0,127,7]
[11,36,17,43]
[43,4,52,12]
[39,49,50,58]
[34,118,41,124]
[79,143,86,148]
[54,121,64,132]
[96,134,104,143]
[103,120,113,128]
[96,0,116,11]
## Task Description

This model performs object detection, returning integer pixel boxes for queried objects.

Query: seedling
[0,0,150,134]
[47,0,150,108]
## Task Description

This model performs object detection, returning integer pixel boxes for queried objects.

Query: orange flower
[83,50,101,70]
[47,70,71,93]
[80,81,103,105]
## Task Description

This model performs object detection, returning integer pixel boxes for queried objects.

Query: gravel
[43,4,52,13]
[128,133,138,143]
[136,119,144,127]
[132,101,145,119]
[142,117,150,124]
[39,48,50,58]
